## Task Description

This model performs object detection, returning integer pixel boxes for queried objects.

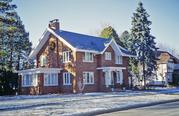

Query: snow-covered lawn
[0,88,179,116]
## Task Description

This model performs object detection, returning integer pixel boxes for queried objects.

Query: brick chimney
[48,19,59,31]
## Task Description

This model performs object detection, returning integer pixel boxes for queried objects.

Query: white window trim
[116,70,123,84]
[44,73,58,86]
[83,72,94,85]
[63,51,70,63]
[22,74,38,87]
[105,52,112,60]
[63,72,71,85]
[83,52,94,62]
[104,71,111,86]
[40,55,47,67]
[115,55,123,64]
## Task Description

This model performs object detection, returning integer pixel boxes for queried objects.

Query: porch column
[104,70,112,87]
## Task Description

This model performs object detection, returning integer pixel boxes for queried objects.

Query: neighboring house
[18,19,135,95]
[149,51,179,86]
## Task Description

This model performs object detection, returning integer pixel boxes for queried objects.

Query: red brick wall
[35,34,76,94]
[20,35,130,94]
[99,45,127,67]
[75,52,99,92]
[60,70,73,93]
[19,73,62,95]
[37,35,59,68]
[97,45,129,89]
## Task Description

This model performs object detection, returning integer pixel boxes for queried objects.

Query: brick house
[18,19,135,95]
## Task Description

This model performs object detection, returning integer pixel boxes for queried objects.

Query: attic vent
[49,19,60,31]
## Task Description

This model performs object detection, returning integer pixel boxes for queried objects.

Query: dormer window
[83,52,93,62]
[105,52,111,60]
[116,56,122,64]
[63,51,70,63]
[40,55,47,67]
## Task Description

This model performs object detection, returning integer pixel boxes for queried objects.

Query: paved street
[99,101,179,116]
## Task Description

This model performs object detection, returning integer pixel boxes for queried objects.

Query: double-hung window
[63,72,71,85]
[22,74,37,87]
[105,52,111,60]
[83,72,94,84]
[116,56,122,64]
[40,55,47,66]
[44,73,58,86]
[63,51,70,63]
[83,52,93,62]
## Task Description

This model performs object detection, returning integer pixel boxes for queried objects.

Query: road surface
[99,101,179,116]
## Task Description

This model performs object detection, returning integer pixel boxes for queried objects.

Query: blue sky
[13,0,179,52]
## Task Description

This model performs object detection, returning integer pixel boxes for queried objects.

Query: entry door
[104,71,112,87]
[111,72,115,85]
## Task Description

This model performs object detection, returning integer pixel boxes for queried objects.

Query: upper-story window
[116,56,123,64]
[40,55,47,67]
[63,72,71,85]
[105,52,111,60]
[63,51,70,63]
[83,72,94,84]
[22,74,38,87]
[83,52,93,62]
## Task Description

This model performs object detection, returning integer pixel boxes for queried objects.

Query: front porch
[97,67,128,91]
[18,68,63,95]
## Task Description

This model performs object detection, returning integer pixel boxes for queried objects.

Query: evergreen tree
[130,2,158,88]
[100,26,124,47]
[120,30,130,48]
[0,0,17,70]
[0,0,31,71]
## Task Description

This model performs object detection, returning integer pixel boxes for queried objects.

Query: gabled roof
[57,30,111,52]
[29,27,135,59]
[157,50,179,64]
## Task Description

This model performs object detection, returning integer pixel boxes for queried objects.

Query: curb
[75,99,179,116]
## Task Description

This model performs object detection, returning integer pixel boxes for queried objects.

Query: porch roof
[97,67,126,71]
[17,68,63,75]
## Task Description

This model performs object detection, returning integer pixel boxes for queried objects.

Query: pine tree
[130,2,158,88]
[120,30,130,48]
[0,0,17,70]
[0,0,32,71]
[100,26,124,47]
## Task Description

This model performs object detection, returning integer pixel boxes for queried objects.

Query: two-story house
[18,19,135,95]
[149,51,179,86]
